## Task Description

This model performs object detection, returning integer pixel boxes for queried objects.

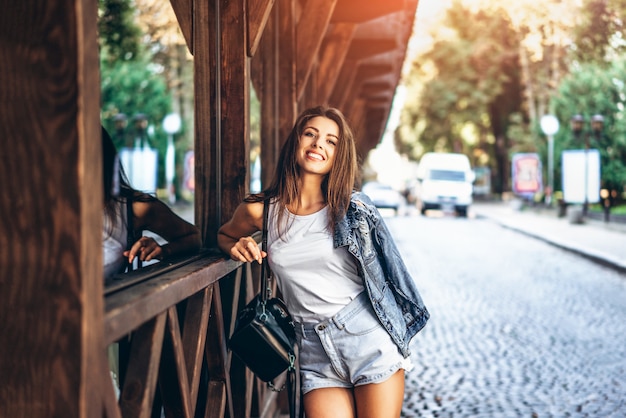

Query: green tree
[98,0,141,62]
[396,3,523,193]
[551,59,626,203]
[98,0,178,190]
[100,48,172,168]
[571,0,626,64]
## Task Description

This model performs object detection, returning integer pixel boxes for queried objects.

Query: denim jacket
[334,192,429,357]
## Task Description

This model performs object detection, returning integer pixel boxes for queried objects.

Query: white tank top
[267,202,364,323]
[103,200,128,279]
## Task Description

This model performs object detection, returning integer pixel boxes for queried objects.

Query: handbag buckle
[267,354,295,393]
[259,301,268,322]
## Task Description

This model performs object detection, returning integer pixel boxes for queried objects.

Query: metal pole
[548,134,554,206]
[583,135,589,218]
[166,134,176,204]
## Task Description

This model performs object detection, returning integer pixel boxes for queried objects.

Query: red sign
[512,153,542,197]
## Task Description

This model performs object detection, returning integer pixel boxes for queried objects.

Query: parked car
[361,181,405,215]
[413,152,475,217]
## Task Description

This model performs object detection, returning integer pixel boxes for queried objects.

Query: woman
[102,126,201,279]
[217,106,428,417]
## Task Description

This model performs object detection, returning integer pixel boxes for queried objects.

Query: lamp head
[591,114,604,132]
[570,114,584,133]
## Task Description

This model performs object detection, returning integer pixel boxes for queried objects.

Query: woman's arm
[125,198,201,263]
[217,200,265,264]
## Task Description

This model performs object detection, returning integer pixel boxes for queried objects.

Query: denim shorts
[295,291,412,394]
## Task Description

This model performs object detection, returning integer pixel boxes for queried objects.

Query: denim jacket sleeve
[334,192,429,357]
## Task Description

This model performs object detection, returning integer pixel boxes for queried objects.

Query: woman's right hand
[229,236,266,264]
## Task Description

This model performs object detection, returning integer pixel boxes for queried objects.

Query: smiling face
[296,116,340,176]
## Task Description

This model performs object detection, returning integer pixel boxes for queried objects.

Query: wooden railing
[101,250,288,417]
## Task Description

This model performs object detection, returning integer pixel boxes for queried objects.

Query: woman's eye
[327,138,337,146]
[304,132,316,138]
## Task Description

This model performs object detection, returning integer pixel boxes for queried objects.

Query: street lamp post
[540,114,560,206]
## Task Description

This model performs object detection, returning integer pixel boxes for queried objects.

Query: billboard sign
[512,153,543,198]
[562,149,601,204]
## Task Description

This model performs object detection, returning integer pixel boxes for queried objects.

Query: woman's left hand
[124,236,163,263]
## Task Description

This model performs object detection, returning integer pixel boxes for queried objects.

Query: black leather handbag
[228,199,301,417]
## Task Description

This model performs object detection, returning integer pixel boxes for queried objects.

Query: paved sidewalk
[472,200,626,274]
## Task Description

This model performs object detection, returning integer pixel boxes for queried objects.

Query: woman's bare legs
[304,387,356,418]
[354,369,405,418]
[303,370,405,418]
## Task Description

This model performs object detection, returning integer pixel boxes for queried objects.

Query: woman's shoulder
[350,190,376,209]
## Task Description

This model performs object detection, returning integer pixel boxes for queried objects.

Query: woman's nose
[312,138,323,149]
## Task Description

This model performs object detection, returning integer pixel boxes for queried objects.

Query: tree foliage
[398,0,626,199]
[100,49,171,140]
[98,0,141,62]
[396,2,523,193]
[549,0,626,203]
[551,59,626,196]
[98,0,177,189]
[571,0,626,64]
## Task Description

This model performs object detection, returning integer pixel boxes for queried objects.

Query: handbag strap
[261,198,302,418]
[260,198,270,302]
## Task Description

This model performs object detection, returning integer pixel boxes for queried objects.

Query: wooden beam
[295,0,337,101]
[204,282,232,417]
[346,39,397,60]
[328,59,359,110]
[361,107,389,156]
[331,0,404,23]
[362,95,393,107]
[0,1,102,417]
[219,0,251,226]
[360,81,393,97]
[158,307,193,418]
[193,0,216,245]
[315,23,356,104]
[355,63,394,82]
[278,0,297,139]
[170,0,193,52]
[299,64,319,110]
[118,314,167,418]
[247,0,275,57]
[257,4,281,189]
[181,287,212,412]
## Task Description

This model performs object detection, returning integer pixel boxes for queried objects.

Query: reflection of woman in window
[102,127,201,279]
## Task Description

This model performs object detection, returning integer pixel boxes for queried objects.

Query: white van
[414,152,475,217]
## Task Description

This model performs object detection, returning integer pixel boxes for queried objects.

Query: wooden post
[258,3,281,189]
[278,0,297,141]
[218,0,250,225]
[0,1,103,417]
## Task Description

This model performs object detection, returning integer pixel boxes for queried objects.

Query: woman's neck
[290,175,326,215]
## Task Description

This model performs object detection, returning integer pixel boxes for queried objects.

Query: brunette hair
[247,106,358,234]
[102,126,155,233]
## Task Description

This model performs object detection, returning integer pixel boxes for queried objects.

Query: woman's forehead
[304,116,339,133]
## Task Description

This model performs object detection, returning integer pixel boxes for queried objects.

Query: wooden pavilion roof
[242,0,419,159]
[0,1,421,416]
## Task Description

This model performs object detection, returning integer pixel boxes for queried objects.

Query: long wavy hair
[246,106,358,235]
[102,126,155,234]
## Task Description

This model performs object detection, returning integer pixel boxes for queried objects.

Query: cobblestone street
[385,214,626,417]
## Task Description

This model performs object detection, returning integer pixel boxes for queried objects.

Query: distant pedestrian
[218,106,429,417]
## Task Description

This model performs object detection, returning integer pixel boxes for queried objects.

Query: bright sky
[367,0,453,189]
